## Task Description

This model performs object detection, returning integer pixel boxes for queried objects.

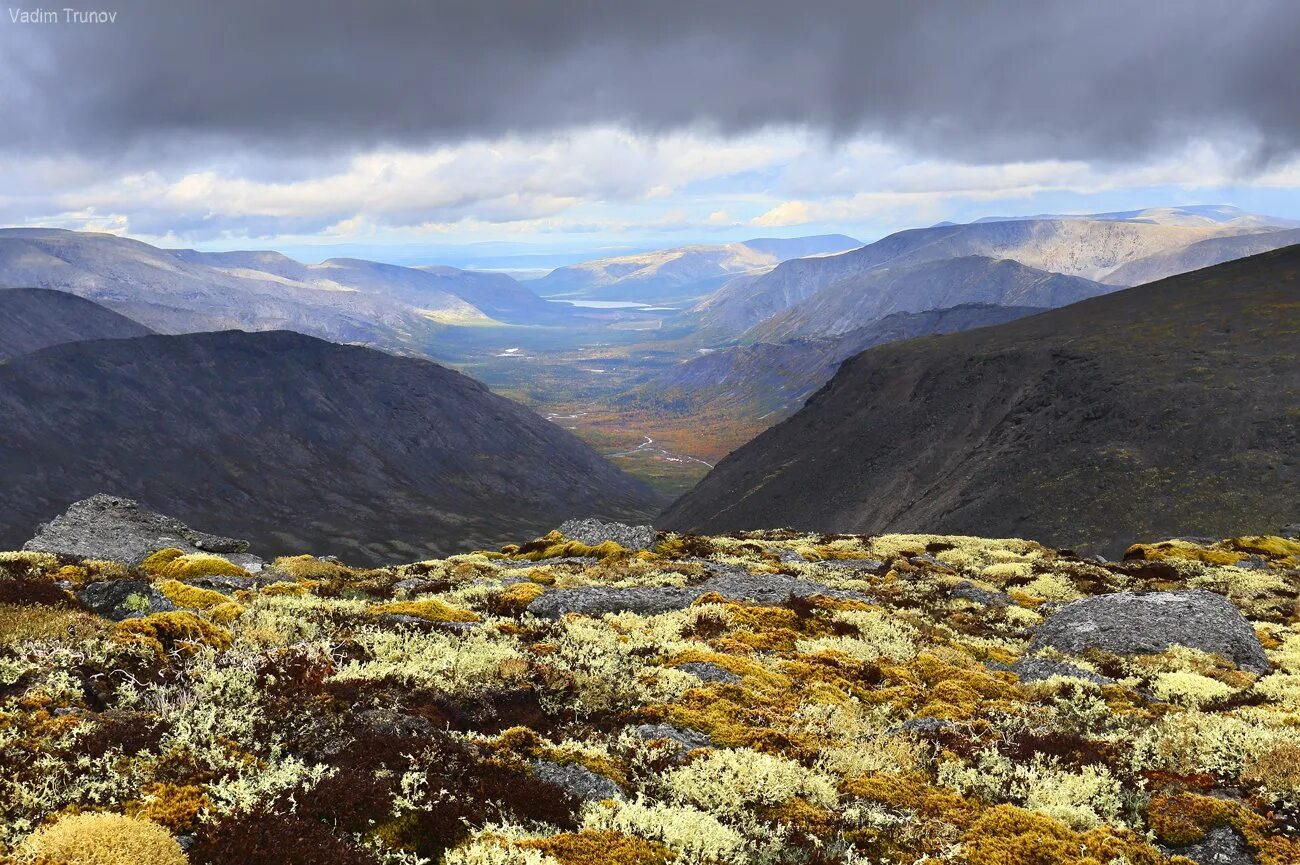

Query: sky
[2,0,1300,265]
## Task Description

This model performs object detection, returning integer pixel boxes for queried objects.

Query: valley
[6,206,1299,501]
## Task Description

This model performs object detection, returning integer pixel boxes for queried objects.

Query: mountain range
[528,234,861,303]
[663,245,1300,554]
[0,229,573,353]
[736,256,1104,342]
[0,323,661,564]
[691,206,1298,336]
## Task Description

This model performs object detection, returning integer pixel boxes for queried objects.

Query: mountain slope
[663,246,1300,554]
[1103,227,1300,286]
[633,303,1044,424]
[0,330,661,564]
[694,211,1278,333]
[530,234,860,303]
[0,287,154,360]
[740,256,1103,342]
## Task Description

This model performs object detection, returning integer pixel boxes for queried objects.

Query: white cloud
[2,125,1298,247]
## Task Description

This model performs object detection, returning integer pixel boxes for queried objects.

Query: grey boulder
[24,494,262,570]
[557,518,657,551]
[1029,590,1270,674]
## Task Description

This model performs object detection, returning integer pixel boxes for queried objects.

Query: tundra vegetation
[0,528,1298,864]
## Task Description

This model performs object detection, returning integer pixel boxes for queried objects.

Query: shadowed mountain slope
[0,287,154,360]
[663,246,1300,555]
[739,256,1102,342]
[632,303,1045,424]
[0,330,661,564]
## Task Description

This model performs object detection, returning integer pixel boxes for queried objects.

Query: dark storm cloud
[2,0,1298,164]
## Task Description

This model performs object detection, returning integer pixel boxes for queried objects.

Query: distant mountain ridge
[529,234,861,303]
[663,245,1300,555]
[692,206,1290,335]
[738,256,1105,342]
[0,229,568,352]
[0,329,662,564]
[0,287,154,360]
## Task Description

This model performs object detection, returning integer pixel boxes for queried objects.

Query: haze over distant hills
[0,324,661,564]
[0,229,573,352]
[663,245,1300,554]
[0,287,155,360]
[528,234,861,303]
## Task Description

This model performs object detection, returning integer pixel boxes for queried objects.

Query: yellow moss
[112,611,233,656]
[155,580,228,610]
[981,562,1034,582]
[142,548,247,580]
[1125,540,1243,566]
[271,554,354,580]
[1229,536,1300,559]
[139,547,182,574]
[1147,793,1240,847]
[207,601,246,625]
[518,538,630,562]
[963,805,1161,865]
[18,812,187,865]
[0,604,106,646]
[371,597,481,623]
[497,581,546,614]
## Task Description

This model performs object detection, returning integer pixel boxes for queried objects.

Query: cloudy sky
[2,0,1299,262]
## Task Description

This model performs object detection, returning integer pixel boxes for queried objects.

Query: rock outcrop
[24,494,261,570]
[1029,589,1271,674]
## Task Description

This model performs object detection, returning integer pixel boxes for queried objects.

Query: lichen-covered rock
[629,723,712,761]
[557,517,657,551]
[76,579,176,621]
[24,494,262,570]
[1029,589,1271,674]
[529,759,623,802]
[1008,657,1113,686]
[1162,825,1256,865]
[952,580,1011,607]
[526,567,871,618]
